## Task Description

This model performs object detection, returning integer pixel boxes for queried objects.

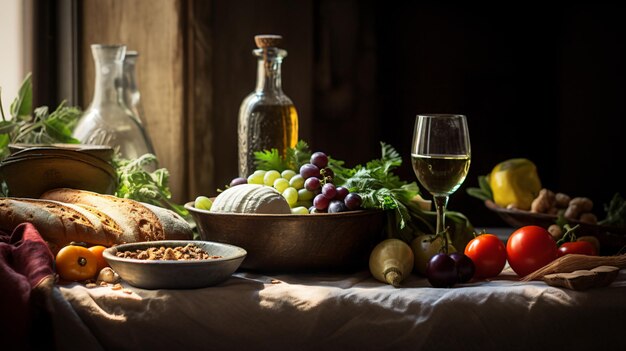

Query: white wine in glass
[411,114,471,235]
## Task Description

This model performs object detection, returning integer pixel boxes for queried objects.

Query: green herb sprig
[466,174,493,202]
[254,140,312,172]
[114,153,189,219]
[0,73,82,161]
[599,193,626,227]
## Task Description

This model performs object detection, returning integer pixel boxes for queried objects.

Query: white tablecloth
[45,266,626,351]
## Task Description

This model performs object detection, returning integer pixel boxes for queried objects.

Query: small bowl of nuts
[103,240,247,289]
[485,192,626,255]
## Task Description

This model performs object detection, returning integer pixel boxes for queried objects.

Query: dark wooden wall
[65,1,626,227]
[210,0,314,193]
[209,2,626,227]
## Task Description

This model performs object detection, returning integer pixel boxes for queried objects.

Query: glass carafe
[73,44,155,160]
[237,34,299,177]
[122,50,146,125]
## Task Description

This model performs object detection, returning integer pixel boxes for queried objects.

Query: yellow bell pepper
[488,158,541,210]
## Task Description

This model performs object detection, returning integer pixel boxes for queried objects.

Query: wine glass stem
[433,194,449,235]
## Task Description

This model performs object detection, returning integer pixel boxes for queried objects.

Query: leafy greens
[255,141,475,248]
[0,73,82,161]
[114,154,189,218]
[254,140,312,172]
[599,193,626,228]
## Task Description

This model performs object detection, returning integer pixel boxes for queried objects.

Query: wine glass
[411,114,471,237]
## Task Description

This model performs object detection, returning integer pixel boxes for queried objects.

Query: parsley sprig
[254,140,312,172]
[113,154,189,218]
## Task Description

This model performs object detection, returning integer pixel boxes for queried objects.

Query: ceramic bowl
[185,202,386,272]
[103,240,247,289]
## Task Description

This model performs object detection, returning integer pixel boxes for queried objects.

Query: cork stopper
[255,34,283,48]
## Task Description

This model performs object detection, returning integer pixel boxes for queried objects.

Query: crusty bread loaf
[73,203,124,234]
[0,198,120,247]
[142,203,193,241]
[0,189,193,248]
[40,188,192,243]
[41,188,166,242]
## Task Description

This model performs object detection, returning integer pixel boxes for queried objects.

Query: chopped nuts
[115,244,222,261]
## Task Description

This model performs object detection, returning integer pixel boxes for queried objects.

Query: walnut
[547,224,564,240]
[564,197,593,220]
[555,193,571,209]
[531,189,556,213]
[579,213,598,224]
[148,248,159,260]
[162,248,175,260]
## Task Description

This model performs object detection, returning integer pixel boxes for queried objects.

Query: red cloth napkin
[0,223,55,350]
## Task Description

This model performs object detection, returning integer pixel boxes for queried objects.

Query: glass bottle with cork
[238,34,299,177]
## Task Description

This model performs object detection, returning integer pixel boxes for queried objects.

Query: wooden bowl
[0,154,117,198]
[8,143,114,163]
[485,200,626,255]
[185,202,386,272]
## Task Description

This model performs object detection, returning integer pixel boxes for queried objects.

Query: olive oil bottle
[237,34,299,177]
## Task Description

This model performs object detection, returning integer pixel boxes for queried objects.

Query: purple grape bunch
[300,151,362,213]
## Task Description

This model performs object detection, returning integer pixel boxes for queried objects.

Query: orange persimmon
[55,245,99,281]
[88,245,109,272]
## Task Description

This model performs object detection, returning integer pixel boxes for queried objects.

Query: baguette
[41,188,192,243]
[0,197,120,247]
[142,202,193,241]
[41,188,165,242]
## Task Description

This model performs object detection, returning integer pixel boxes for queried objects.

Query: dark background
[33,1,626,228]
[290,2,626,227]
[379,4,626,227]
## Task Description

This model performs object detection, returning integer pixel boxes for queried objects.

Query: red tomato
[464,234,507,279]
[506,226,558,277]
[558,241,597,257]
